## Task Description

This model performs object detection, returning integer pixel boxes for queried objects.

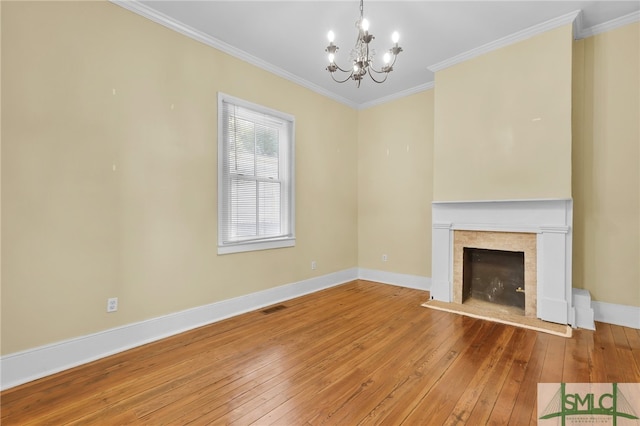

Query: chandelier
[324,0,403,87]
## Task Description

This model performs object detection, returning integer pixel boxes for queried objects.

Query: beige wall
[357,91,434,277]
[1,1,358,354]
[433,24,574,201]
[572,22,640,306]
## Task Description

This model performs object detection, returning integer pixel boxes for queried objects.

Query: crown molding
[358,81,435,110]
[577,10,640,39]
[428,10,581,73]
[573,9,585,40]
[110,0,359,109]
[111,1,637,109]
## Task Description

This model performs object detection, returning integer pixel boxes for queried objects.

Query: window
[218,93,295,254]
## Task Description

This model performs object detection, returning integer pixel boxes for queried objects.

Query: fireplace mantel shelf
[432,197,572,204]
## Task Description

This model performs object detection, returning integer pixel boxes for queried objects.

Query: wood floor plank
[399,320,504,425]
[611,323,632,349]
[610,324,640,383]
[484,328,538,426]
[563,328,592,383]
[509,332,549,425]
[136,286,396,415]
[297,310,450,425]
[587,322,609,383]
[2,280,639,426]
[595,322,627,383]
[184,308,410,421]
[354,312,471,425]
[465,327,538,424]
[138,314,374,423]
[175,285,423,425]
[132,282,408,424]
[624,326,640,379]
[624,326,640,350]
[441,325,516,425]
[367,315,487,425]
[236,291,425,425]
[539,334,566,383]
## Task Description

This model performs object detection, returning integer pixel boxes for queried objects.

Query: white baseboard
[0,268,358,391]
[572,288,595,330]
[358,268,431,291]
[593,301,640,329]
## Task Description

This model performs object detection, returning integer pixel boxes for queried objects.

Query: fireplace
[453,230,537,318]
[463,248,525,311]
[431,199,574,326]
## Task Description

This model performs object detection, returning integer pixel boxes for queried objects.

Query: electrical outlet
[311,260,317,270]
[382,254,388,262]
[107,297,118,313]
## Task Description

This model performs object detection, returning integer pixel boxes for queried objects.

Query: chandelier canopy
[324,0,403,87]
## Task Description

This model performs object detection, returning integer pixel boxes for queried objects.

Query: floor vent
[261,305,287,314]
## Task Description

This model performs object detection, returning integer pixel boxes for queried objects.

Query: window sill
[217,238,295,255]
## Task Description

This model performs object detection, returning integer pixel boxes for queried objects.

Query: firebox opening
[462,247,525,312]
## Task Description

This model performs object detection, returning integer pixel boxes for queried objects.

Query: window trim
[217,92,295,255]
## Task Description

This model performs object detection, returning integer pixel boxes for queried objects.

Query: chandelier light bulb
[353,64,359,72]
[361,18,370,32]
[383,52,391,64]
[328,53,335,63]
[327,30,335,43]
[392,31,400,44]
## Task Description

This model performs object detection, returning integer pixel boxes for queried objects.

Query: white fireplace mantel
[431,199,574,325]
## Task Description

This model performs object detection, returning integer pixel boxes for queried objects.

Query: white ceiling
[121,1,639,108]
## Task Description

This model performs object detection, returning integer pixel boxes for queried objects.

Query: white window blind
[218,93,295,254]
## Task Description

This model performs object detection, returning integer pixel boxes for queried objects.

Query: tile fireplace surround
[431,199,574,326]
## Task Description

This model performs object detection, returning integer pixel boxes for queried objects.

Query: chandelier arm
[332,63,354,73]
[367,70,389,84]
[330,71,355,84]
[369,52,399,74]
[368,65,386,74]
[369,55,398,74]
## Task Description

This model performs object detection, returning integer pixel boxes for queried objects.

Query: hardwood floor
[2,280,639,425]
